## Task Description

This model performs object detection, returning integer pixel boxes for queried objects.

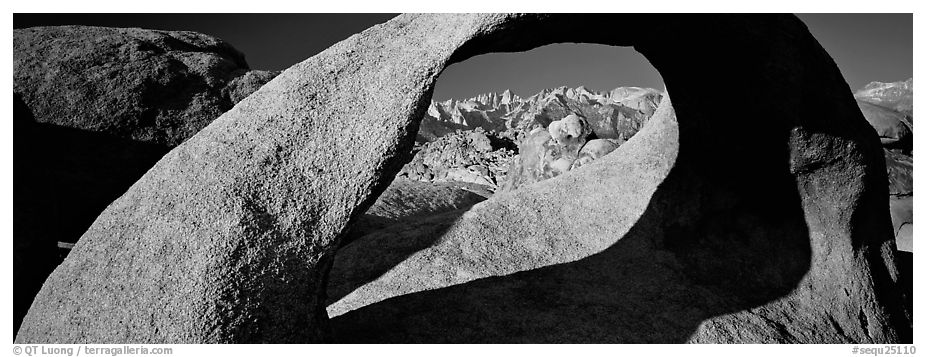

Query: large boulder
[13,26,278,336]
[14,26,277,146]
[18,14,908,343]
[500,114,619,191]
[571,139,620,170]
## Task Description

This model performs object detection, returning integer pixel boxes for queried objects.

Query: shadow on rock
[14,94,170,336]
[329,108,815,343]
[327,207,479,307]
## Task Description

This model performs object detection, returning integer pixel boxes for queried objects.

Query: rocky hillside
[406,86,663,190]
[398,128,517,190]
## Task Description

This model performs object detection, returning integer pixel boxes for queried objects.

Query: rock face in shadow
[13,94,73,338]
[17,14,909,343]
[340,177,489,248]
[329,178,490,304]
[14,26,278,147]
[13,94,173,336]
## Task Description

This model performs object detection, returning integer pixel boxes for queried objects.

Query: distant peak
[434,85,664,105]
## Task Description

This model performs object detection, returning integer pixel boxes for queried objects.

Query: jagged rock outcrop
[855,78,913,117]
[14,26,278,146]
[399,129,516,189]
[17,14,909,344]
[418,85,662,143]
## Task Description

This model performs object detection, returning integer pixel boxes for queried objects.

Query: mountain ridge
[418,85,664,143]
[855,77,913,116]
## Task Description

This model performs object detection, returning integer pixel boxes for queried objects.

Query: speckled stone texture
[13,26,279,337]
[14,26,276,146]
[18,14,909,343]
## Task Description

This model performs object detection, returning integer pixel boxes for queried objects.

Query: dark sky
[14,13,912,101]
[13,13,398,70]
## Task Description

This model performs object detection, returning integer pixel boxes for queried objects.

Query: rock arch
[16,14,909,343]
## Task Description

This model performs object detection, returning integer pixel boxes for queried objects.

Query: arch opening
[327,41,669,300]
[322,14,906,343]
[324,15,821,341]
